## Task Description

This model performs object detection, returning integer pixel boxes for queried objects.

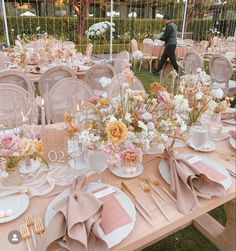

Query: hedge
[0,16,235,46]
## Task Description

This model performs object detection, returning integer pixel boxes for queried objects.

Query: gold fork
[25,214,36,248]
[149,175,177,203]
[140,176,168,203]
[140,181,170,221]
[34,217,45,236]
[20,224,32,251]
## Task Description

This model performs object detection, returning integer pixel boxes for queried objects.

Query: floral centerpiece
[64,63,189,169]
[0,134,46,179]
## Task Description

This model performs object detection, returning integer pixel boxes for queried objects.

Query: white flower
[210,88,224,99]
[108,115,117,122]
[125,113,132,123]
[181,122,187,131]
[132,50,143,60]
[96,31,101,36]
[100,28,105,33]
[147,122,155,130]
[90,31,95,36]
[156,144,165,152]
[142,112,152,120]
[138,121,148,131]
[173,95,191,112]
[99,77,112,88]
[36,26,41,31]
[195,92,203,100]
[196,67,202,73]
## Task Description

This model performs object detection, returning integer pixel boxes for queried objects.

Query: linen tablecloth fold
[165,149,226,215]
[229,130,236,139]
[36,177,108,251]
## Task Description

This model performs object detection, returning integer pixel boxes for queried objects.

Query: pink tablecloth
[140,44,191,59]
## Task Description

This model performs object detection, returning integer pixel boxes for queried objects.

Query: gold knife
[121,182,153,218]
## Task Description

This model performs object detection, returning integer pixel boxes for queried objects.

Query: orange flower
[106,121,128,144]
[33,139,43,155]
[64,112,73,123]
[150,82,166,93]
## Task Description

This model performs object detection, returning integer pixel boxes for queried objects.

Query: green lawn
[134,69,226,251]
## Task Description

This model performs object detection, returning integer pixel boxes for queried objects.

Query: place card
[40,129,68,164]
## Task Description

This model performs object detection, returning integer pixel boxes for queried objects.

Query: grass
[133,69,226,251]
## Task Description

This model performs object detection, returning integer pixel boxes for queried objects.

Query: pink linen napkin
[165,148,226,215]
[99,194,132,234]
[36,178,108,251]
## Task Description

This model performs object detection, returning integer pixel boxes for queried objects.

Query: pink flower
[87,95,101,105]
[0,134,20,156]
[121,146,143,165]
[157,91,172,106]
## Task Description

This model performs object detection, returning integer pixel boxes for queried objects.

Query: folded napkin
[229,130,236,139]
[165,149,226,215]
[36,178,108,251]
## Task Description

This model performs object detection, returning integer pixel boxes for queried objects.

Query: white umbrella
[20,11,36,16]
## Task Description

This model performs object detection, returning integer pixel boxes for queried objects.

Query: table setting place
[0,64,236,251]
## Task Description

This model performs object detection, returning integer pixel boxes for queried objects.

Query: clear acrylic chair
[84,63,115,95]
[184,51,203,74]
[48,77,94,123]
[108,73,145,98]
[114,51,130,74]
[209,54,234,95]
[0,83,38,128]
[38,65,76,123]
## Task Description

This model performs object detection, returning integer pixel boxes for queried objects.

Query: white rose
[90,31,95,36]
[210,88,224,99]
[96,31,101,36]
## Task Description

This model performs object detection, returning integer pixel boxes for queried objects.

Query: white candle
[41,98,45,128]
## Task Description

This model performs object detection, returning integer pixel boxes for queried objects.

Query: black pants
[156,44,179,73]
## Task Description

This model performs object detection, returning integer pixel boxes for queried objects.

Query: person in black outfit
[154,15,179,74]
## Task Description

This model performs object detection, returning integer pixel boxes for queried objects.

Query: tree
[68,0,91,41]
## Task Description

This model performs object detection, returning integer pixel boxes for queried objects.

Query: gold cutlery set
[218,150,236,177]
[19,214,45,251]
[121,177,177,226]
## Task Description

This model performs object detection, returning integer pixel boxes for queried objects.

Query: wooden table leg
[193,199,236,251]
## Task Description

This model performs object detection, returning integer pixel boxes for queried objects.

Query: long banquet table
[0,128,235,251]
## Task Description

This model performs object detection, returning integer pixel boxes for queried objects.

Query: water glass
[189,126,208,152]
[208,121,222,141]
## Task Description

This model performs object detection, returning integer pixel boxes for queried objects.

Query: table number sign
[40,129,68,163]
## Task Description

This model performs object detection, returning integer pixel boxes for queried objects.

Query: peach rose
[150,82,166,93]
[121,147,143,165]
[19,138,35,156]
[106,121,128,144]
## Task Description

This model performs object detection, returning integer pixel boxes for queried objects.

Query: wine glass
[87,150,108,182]
[189,126,208,154]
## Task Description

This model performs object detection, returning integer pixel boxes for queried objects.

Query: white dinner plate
[188,140,216,152]
[0,194,29,223]
[159,153,232,190]
[110,163,143,178]
[223,119,236,125]
[19,159,41,174]
[229,137,236,149]
[45,182,136,248]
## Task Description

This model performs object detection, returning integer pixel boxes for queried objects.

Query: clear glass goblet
[87,150,108,182]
